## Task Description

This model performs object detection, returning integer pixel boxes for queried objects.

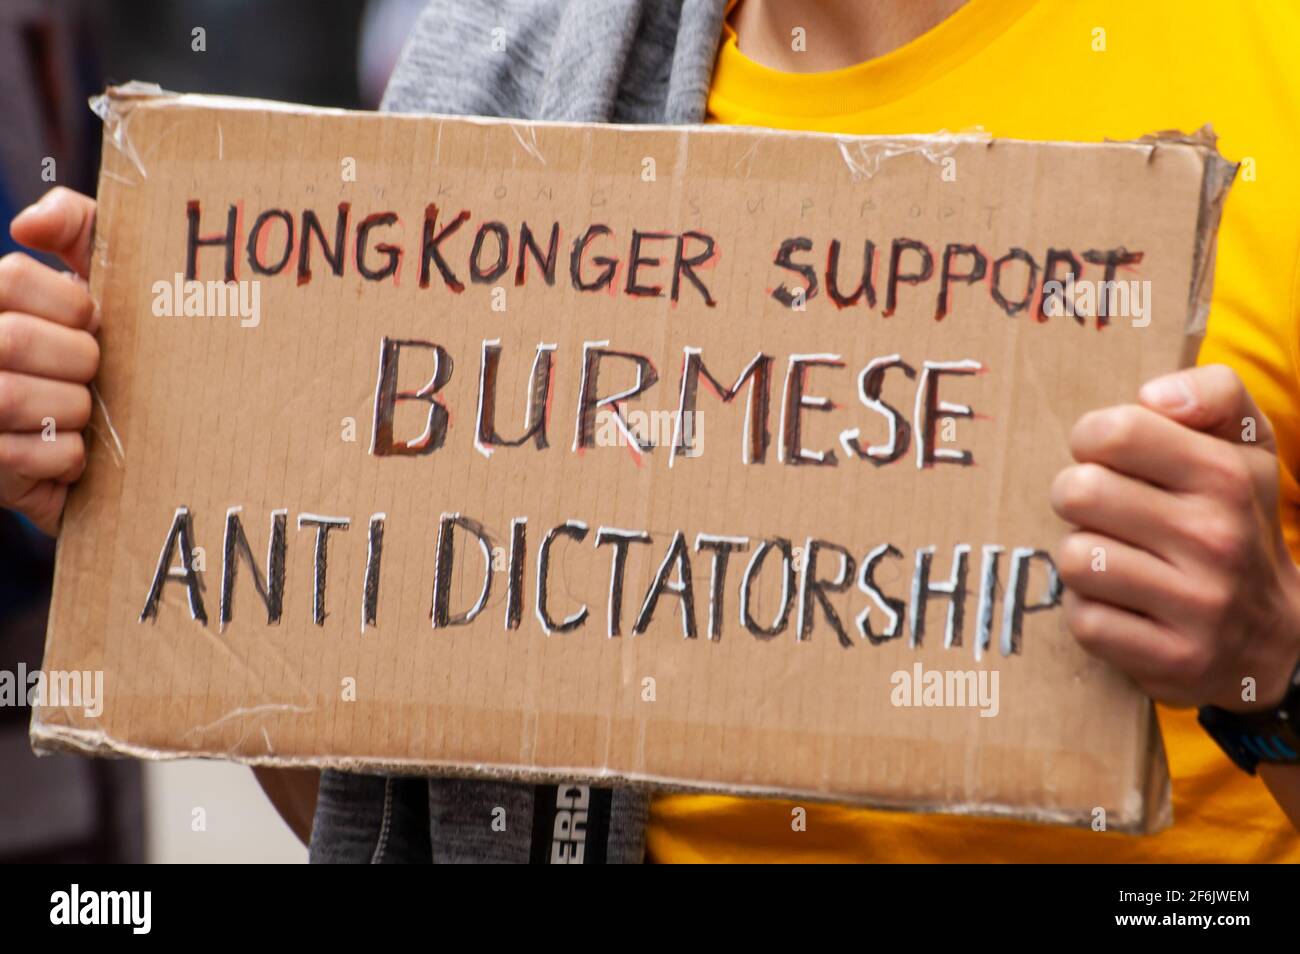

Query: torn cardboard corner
[35,87,1235,833]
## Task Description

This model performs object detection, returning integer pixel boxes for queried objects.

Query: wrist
[1223,559,1300,713]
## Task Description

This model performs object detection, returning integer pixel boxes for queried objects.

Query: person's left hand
[1051,364,1300,712]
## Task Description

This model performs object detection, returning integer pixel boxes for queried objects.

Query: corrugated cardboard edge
[33,86,1239,836]
[29,721,1157,833]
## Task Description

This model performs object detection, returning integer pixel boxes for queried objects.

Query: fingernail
[1140,373,1196,412]
[90,299,102,333]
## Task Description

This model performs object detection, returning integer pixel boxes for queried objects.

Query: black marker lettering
[883,238,934,317]
[740,537,796,639]
[570,225,617,292]
[781,354,843,465]
[974,544,1004,658]
[1082,247,1144,325]
[572,344,658,452]
[935,243,987,320]
[671,231,717,306]
[990,247,1039,316]
[220,507,286,627]
[825,239,876,309]
[297,514,350,626]
[536,521,590,634]
[505,517,527,631]
[1000,547,1062,656]
[476,341,554,454]
[673,348,773,464]
[516,222,559,286]
[356,212,402,281]
[247,209,294,276]
[363,514,384,630]
[909,544,970,648]
[469,221,510,284]
[856,543,905,644]
[419,204,471,291]
[297,203,350,285]
[915,359,980,468]
[1037,248,1083,323]
[432,513,494,628]
[595,527,652,637]
[371,337,454,456]
[771,237,817,309]
[694,534,749,641]
[185,200,237,282]
[839,354,916,465]
[140,506,208,624]
[632,530,697,638]
[796,538,856,648]
[624,230,672,298]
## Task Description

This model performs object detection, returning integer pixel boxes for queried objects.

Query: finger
[1050,462,1188,558]
[0,254,98,331]
[1138,364,1275,450]
[0,314,99,382]
[0,431,86,483]
[1063,590,1186,686]
[1056,530,1202,625]
[0,373,91,431]
[8,187,97,279]
[1069,403,1249,495]
[0,471,68,535]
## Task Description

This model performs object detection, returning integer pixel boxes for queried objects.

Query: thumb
[1138,364,1274,450]
[9,187,96,279]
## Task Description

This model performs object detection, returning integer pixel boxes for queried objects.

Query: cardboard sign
[34,87,1234,831]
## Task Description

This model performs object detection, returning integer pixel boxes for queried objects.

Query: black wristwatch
[1198,659,1300,775]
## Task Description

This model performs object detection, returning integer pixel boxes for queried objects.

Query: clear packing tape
[1128,126,1239,341]
[835,128,992,180]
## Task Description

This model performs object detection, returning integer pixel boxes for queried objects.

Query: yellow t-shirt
[648,0,1300,863]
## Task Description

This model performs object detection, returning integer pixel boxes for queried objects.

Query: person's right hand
[1,187,100,535]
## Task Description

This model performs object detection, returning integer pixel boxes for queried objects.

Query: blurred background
[0,0,427,864]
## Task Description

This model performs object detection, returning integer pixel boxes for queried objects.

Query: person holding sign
[4,0,1300,862]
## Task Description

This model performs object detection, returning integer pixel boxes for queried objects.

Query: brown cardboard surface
[33,87,1236,831]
